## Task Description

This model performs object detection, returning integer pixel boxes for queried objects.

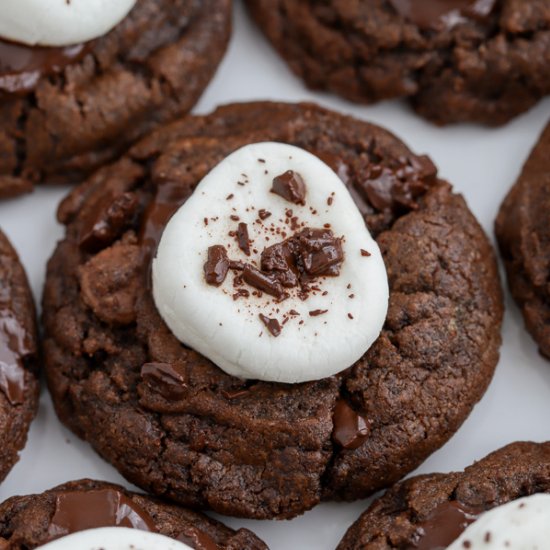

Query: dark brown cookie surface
[337,441,550,549]
[0,479,267,549]
[0,0,231,200]
[496,122,550,359]
[245,0,550,126]
[0,229,39,483]
[42,102,503,520]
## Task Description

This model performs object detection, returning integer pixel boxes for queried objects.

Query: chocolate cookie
[0,229,39,483]
[496,121,550,359]
[0,0,231,200]
[42,102,503,519]
[337,441,550,549]
[245,0,550,126]
[0,478,267,549]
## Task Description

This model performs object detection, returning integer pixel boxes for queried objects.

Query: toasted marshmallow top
[448,494,550,549]
[153,142,389,384]
[37,527,192,550]
[0,0,136,47]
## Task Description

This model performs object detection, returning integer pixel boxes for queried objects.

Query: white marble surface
[0,3,549,549]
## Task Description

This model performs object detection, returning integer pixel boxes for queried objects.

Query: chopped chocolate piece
[260,241,300,288]
[259,314,282,337]
[204,245,230,286]
[309,309,328,317]
[232,289,250,300]
[271,170,307,205]
[141,363,188,401]
[360,249,371,257]
[242,265,285,299]
[332,399,370,450]
[258,209,271,220]
[236,223,251,256]
[297,228,344,276]
[230,215,240,221]
[79,192,139,253]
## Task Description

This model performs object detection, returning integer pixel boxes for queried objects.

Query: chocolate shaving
[360,249,371,257]
[236,222,251,256]
[309,309,328,317]
[259,314,282,337]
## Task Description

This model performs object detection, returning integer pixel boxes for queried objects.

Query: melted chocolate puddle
[46,488,156,540]
[0,312,30,405]
[388,0,497,30]
[411,500,481,549]
[0,38,91,94]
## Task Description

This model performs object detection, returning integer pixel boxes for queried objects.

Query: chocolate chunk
[388,0,497,30]
[271,170,307,205]
[79,192,139,253]
[242,265,285,299]
[260,241,300,288]
[46,488,156,539]
[259,314,282,337]
[0,39,91,95]
[258,209,272,220]
[359,158,436,215]
[332,399,370,450]
[412,501,480,549]
[141,363,187,401]
[204,245,230,286]
[360,249,371,257]
[236,222,251,256]
[0,313,29,406]
[297,228,344,276]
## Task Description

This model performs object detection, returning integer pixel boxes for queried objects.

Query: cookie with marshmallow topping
[0,0,231,199]
[153,142,389,383]
[0,479,267,549]
[337,442,550,549]
[43,101,503,519]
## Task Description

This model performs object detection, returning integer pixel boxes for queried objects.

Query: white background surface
[1,3,550,549]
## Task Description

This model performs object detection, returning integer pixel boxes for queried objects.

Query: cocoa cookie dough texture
[496,121,550,359]
[0,479,267,549]
[245,0,550,126]
[0,229,39,483]
[43,102,503,519]
[337,442,550,549]
[0,0,231,199]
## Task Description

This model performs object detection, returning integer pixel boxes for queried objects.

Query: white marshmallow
[0,0,136,47]
[448,494,550,549]
[37,527,192,550]
[153,142,389,384]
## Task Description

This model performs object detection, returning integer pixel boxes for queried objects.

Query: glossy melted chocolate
[388,0,497,30]
[332,399,370,450]
[0,38,89,94]
[177,528,220,550]
[0,312,29,405]
[46,488,156,540]
[412,500,481,549]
